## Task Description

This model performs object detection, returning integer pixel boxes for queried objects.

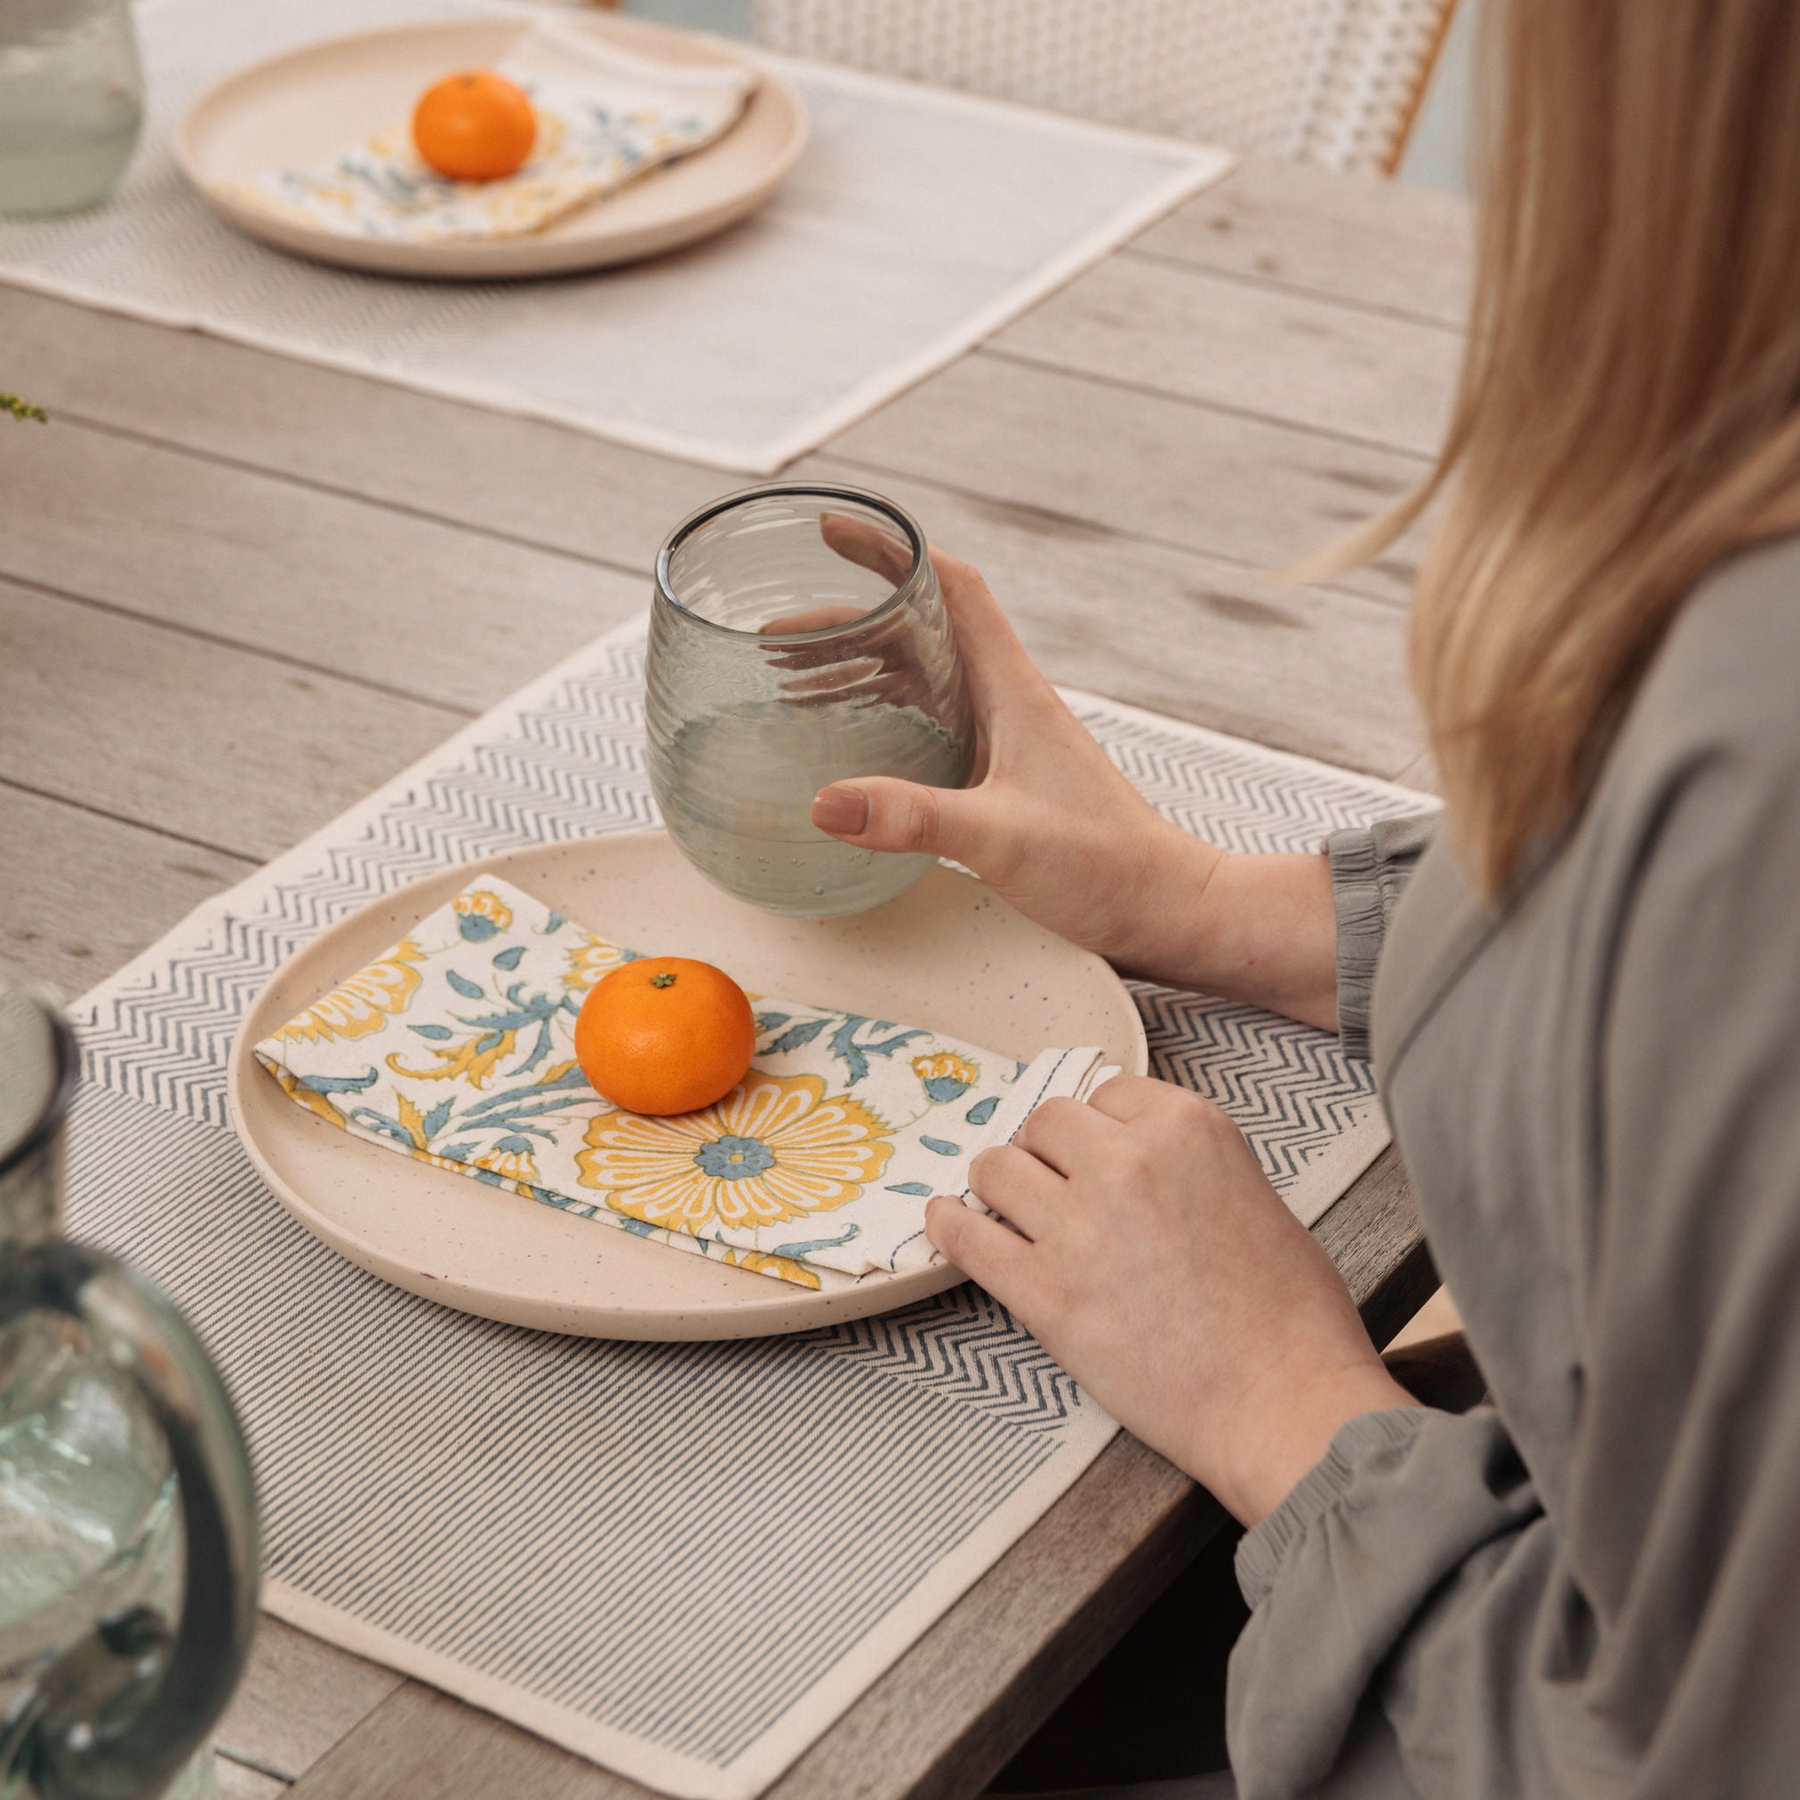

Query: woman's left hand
[927,1077,1416,1525]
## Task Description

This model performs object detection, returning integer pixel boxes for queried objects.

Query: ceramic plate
[176,14,807,279]
[228,833,1148,1340]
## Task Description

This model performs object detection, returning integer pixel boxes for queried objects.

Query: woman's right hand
[808,534,1341,1025]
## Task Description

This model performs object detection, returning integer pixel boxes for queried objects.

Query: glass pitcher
[647,483,975,919]
[0,0,144,218]
[0,970,261,1800]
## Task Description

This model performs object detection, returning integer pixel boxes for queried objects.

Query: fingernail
[812,784,868,835]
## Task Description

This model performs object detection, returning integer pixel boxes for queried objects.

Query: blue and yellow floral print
[271,940,424,1046]
[256,875,1105,1289]
[577,1071,892,1235]
[453,889,514,942]
[219,22,758,247]
[912,1050,979,1104]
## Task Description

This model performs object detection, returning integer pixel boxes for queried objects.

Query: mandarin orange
[412,70,537,182]
[574,958,756,1117]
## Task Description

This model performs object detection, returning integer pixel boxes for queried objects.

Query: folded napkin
[254,876,1108,1290]
[222,23,757,243]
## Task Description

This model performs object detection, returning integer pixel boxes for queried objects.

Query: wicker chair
[750,0,1458,173]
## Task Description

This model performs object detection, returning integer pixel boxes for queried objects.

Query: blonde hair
[1324,0,1800,898]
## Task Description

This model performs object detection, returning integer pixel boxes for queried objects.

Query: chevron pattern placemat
[65,619,1426,1800]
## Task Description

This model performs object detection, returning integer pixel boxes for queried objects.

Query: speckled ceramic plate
[177,14,806,280]
[227,832,1147,1340]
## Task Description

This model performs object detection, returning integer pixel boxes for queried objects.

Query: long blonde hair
[1329,0,1800,898]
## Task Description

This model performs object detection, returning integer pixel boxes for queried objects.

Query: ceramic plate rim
[226,833,1148,1339]
[174,13,808,279]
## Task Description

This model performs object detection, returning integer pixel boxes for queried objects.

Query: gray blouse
[1224,535,1800,1797]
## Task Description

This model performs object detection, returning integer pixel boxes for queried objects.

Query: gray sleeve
[1325,813,1437,1059]
[1228,725,1800,1796]
[1228,1406,1542,1796]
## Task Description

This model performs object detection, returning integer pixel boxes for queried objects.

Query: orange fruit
[412,70,537,182]
[575,958,757,1117]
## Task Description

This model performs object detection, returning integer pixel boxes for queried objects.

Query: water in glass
[647,486,974,918]
[0,0,143,218]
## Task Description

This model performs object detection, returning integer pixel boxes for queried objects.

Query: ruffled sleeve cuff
[1326,813,1438,1060]
[1227,1405,1541,1795]
[1235,1408,1428,1607]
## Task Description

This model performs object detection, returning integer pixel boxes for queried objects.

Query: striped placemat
[65,617,1425,1799]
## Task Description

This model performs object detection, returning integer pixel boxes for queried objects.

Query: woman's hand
[809,532,1342,1026]
[808,533,1218,973]
[927,1077,1415,1525]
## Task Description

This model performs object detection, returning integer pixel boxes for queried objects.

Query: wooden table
[0,151,1468,1800]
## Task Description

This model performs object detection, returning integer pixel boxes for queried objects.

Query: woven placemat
[0,0,1229,472]
[67,619,1424,1799]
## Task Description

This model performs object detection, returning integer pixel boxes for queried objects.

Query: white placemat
[0,0,1231,473]
[66,617,1425,1799]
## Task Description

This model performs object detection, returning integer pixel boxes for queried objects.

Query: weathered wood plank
[1318,1146,1434,1354]
[0,416,646,715]
[0,582,462,862]
[1130,153,1474,328]
[0,782,253,1000]
[215,1753,289,1800]
[0,285,727,575]
[798,463,1423,777]
[991,254,1459,458]
[0,285,1425,617]
[0,294,1423,775]
[287,1685,637,1800]
[824,356,1431,609]
[218,1616,405,1785]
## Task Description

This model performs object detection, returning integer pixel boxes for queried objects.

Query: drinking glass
[647,484,975,918]
[0,968,261,1800]
[0,0,144,218]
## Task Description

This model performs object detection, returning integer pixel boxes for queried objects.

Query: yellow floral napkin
[221,22,757,243]
[254,876,1108,1290]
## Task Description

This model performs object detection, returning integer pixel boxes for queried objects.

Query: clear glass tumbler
[647,484,975,919]
[0,0,144,218]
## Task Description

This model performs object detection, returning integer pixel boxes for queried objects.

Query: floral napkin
[253,876,1108,1290]
[221,22,758,243]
